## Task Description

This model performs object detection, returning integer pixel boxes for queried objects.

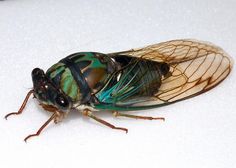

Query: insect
[5,39,233,142]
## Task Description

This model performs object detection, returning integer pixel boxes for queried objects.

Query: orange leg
[83,109,128,133]
[112,111,165,121]
[24,112,58,142]
[5,90,34,120]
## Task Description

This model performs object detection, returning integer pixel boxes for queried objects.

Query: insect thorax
[46,52,118,105]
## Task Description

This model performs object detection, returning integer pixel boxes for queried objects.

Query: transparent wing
[108,39,233,106]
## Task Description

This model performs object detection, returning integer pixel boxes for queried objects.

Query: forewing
[109,39,233,106]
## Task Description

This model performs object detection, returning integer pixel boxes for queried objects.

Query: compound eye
[55,95,69,109]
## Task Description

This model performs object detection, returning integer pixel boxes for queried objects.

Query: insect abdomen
[124,60,163,95]
[114,55,169,95]
[95,56,169,104]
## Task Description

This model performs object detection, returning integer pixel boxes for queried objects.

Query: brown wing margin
[109,39,233,105]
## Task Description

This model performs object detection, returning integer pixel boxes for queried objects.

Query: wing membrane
[108,39,233,107]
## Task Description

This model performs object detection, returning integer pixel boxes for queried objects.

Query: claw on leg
[5,90,34,120]
[82,109,128,133]
[24,112,61,142]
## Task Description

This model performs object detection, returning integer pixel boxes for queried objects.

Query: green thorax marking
[60,68,80,101]
[67,52,116,93]
[46,52,117,103]
[73,52,106,69]
[46,62,80,102]
[47,62,65,79]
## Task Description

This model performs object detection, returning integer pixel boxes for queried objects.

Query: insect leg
[5,90,34,120]
[82,109,128,133]
[112,111,165,121]
[24,112,57,142]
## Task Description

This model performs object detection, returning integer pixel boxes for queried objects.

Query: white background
[0,0,236,168]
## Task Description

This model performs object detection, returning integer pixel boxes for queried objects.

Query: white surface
[0,0,236,168]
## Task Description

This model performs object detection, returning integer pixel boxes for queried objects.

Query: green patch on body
[60,68,79,101]
[47,63,66,79]
[75,52,106,69]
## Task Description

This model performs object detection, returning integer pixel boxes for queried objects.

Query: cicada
[5,39,233,142]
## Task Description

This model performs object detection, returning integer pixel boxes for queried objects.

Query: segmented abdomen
[95,57,168,104]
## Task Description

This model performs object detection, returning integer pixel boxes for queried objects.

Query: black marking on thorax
[60,57,91,104]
